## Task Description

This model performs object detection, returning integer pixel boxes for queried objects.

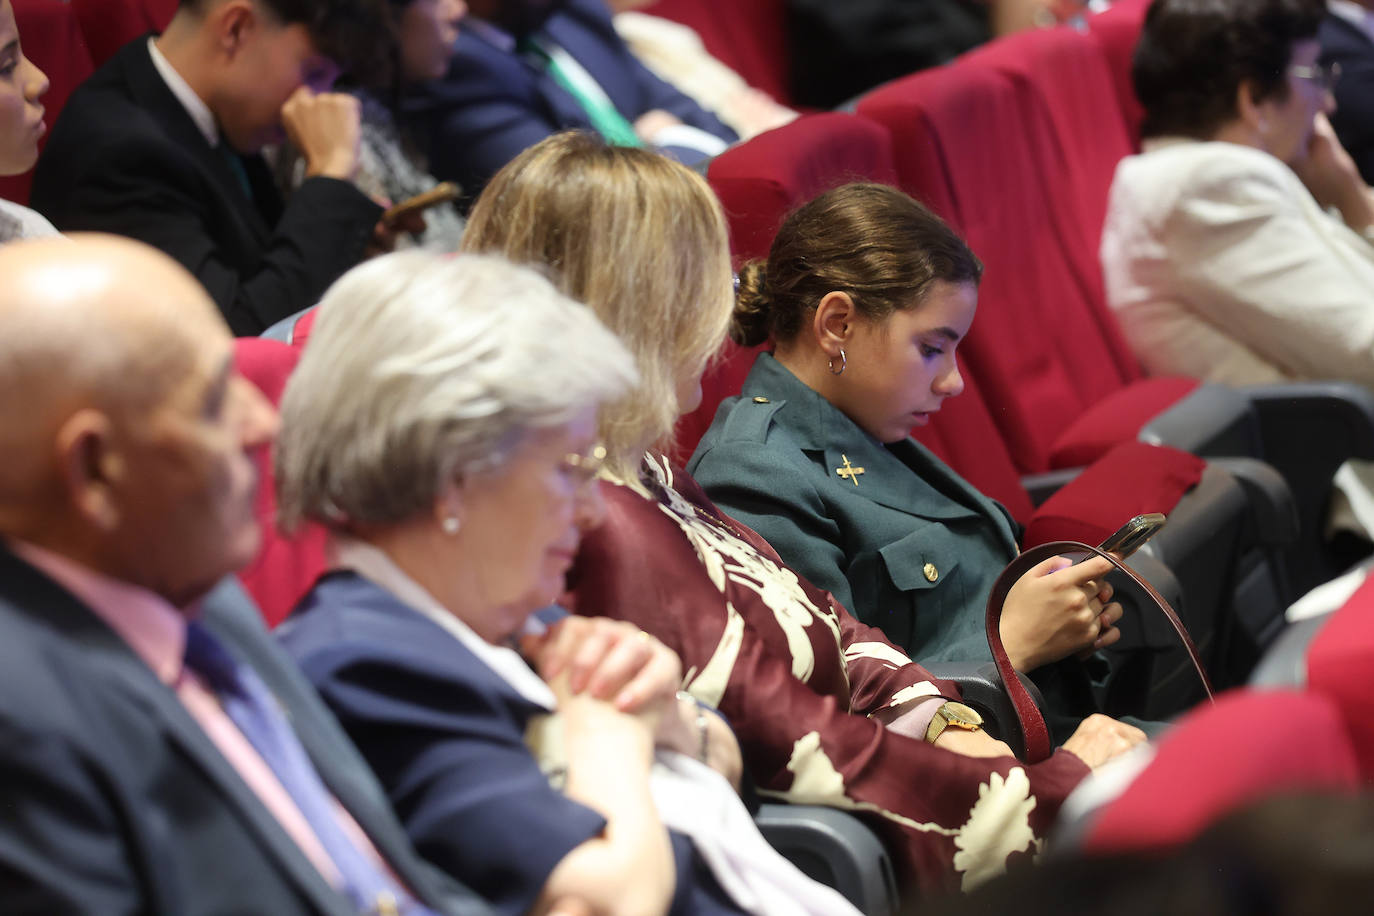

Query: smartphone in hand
[1097,513,1167,560]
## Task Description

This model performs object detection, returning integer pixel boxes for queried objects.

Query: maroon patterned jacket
[565,456,1091,894]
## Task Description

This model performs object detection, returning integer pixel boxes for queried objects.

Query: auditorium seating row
[11,0,1374,904]
[231,0,1347,713]
[14,0,1372,729]
[682,0,1374,710]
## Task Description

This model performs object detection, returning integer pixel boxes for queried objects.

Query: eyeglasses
[1289,61,1340,92]
[560,443,607,488]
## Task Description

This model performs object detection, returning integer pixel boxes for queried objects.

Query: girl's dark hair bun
[730,260,772,347]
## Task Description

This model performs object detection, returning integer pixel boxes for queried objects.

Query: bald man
[0,236,491,916]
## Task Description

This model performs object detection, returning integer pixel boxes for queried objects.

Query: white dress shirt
[147,37,219,147]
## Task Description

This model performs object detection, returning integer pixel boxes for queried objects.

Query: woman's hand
[523,616,682,732]
[1000,555,1123,672]
[1060,714,1148,769]
[1294,113,1374,233]
[527,618,744,788]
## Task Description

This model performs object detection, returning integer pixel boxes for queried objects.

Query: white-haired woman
[273,251,857,916]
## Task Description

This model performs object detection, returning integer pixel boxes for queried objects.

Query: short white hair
[276,251,639,531]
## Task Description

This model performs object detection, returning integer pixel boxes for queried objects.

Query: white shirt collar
[1328,0,1374,41]
[147,37,219,147]
[330,537,558,711]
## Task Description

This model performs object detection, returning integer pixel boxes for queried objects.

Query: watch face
[943,701,984,729]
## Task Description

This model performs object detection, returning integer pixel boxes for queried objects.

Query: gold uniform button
[923,563,939,582]
[752,396,770,403]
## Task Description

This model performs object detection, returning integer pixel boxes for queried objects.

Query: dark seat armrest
[927,660,1046,759]
[1139,382,1262,456]
[1243,382,1374,592]
[1243,381,1374,462]
[1204,456,1300,548]
[1021,467,1083,506]
[755,804,898,916]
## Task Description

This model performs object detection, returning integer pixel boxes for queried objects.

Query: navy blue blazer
[1321,14,1374,185]
[280,571,743,916]
[402,0,737,205]
[31,38,381,335]
[0,549,490,916]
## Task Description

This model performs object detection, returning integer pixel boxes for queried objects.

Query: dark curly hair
[731,183,983,348]
[1133,0,1326,141]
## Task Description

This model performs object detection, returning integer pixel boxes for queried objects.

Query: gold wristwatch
[925,701,984,743]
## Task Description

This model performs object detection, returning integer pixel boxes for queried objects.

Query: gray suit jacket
[0,547,491,916]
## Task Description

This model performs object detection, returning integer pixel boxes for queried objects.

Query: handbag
[985,540,1215,763]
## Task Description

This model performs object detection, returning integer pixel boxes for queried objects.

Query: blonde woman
[461,133,1144,896]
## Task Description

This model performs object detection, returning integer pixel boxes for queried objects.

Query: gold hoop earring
[828,348,846,376]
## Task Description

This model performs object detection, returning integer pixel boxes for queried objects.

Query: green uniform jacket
[689,352,1022,665]
[690,355,1111,739]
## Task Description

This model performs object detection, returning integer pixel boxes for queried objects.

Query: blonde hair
[275,251,638,531]
[460,132,734,478]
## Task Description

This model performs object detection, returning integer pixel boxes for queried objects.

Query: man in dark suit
[30,0,387,335]
[1322,0,1374,184]
[403,0,737,206]
[0,234,491,916]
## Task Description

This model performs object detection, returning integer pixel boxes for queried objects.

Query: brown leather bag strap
[984,541,1215,763]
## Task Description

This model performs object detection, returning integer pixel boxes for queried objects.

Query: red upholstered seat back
[689,112,1036,519]
[1085,0,1151,147]
[1306,575,1374,777]
[855,33,1198,473]
[642,0,792,106]
[675,114,898,460]
[71,0,177,66]
[233,338,328,628]
[972,26,1137,362]
[1083,688,1360,854]
[0,0,95,206]
[708,113,898,262]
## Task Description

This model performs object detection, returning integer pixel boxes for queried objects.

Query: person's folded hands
[523,616,682,718]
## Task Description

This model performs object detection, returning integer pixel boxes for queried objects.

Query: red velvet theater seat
[71,0,177,67]
[642,0,792,107]
[707,112,898,263]
[854,35,1204,476]
[0,0,94,207]
[1082,688,1360,855]
[675,113,898,460]
[1085,0,1151,147]
[1306,573,1374,778]
[233,338,328,627]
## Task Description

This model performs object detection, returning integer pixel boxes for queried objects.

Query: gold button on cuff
[923,563,939,582]
[752,396,770,403]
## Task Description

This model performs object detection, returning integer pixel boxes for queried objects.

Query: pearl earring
[441,516,460,535]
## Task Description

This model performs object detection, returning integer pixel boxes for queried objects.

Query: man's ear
[213,0,258,58]
[812,290,857,360]
[54,409,123,532]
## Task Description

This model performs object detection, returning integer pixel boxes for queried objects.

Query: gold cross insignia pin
[836,454,865,486]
